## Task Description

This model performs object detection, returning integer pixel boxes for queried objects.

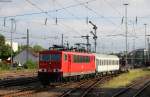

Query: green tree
[0,34,5,45]
[33,45,44,52]
[1,45,11,59]
[0,34,11,60]
[25,59,37,69]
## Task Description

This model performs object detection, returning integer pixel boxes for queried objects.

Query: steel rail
[132,80,150,97]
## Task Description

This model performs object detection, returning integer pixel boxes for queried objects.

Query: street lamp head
[0,0,12,2]
[90,31,95,35]
[90,31,93,33]
[123,3,129,5]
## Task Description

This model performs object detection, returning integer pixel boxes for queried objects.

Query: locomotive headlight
[53,69,61,72]
[38,69,47,72]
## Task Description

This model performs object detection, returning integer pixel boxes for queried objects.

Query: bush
[0,61,10,70]
[25,60,37,69]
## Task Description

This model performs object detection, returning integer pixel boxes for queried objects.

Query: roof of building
[15,49,39,57]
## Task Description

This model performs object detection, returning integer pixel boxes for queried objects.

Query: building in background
[128,48,149,67]
[5,41,18,52]
[13,49,39,66]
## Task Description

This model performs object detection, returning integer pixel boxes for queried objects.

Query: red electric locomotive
[38,49,95,85]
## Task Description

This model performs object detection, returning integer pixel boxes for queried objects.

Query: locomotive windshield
[40,54,61,61]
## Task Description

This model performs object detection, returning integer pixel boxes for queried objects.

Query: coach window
[114,61,116,65]
[83,56,86,63]
[78,55,81,63]
[64,54,67,61]
[102,60,104,65]
[106,60,108,65]
[88,56,90,62]
[96,59,98,65]
[99,60,101,65]
[100,60,102,65]
[73,55,77,63]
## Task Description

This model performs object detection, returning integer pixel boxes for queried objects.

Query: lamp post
[10,18,15,67]
[123,3,129,65]
[144,24,147,64]
[146,34,150,64]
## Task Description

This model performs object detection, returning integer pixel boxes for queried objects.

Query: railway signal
[89,21,98,53]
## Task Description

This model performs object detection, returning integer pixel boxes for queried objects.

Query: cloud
[0,0,149,52]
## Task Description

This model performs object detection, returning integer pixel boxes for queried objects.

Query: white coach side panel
[95,54,119,73]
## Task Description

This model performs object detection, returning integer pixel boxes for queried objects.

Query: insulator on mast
[3,17,6,27]
[121,16,124,24]
[86,17,89,24]
[44,18,47,25]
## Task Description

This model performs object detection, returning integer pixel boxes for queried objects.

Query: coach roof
[94,53,119,60]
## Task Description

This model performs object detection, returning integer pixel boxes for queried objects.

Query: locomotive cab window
[40,54,60,61]
[40,54,50,61]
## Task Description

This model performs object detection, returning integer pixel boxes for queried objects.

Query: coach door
[68,54,71,76]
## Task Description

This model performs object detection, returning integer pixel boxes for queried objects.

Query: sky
[0,0,150,53]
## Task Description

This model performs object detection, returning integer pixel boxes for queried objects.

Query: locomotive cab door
[68,54,71,76]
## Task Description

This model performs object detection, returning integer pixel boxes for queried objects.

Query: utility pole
[10,18,15,67]
[89,21,98,53]
[124,3,129,65]
[81,34,90,52]
[144,24,147,51]
[61,34,63,47]
[26,29,29,62]
[144,24,147,64]
[66,41,69,49]
[147,38,149,61]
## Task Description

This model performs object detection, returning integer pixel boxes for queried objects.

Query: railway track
[0,77,91,97]
[111,77,150,97]
[0,83,44,97]
[59,75,112,97]
[0,76,38,88]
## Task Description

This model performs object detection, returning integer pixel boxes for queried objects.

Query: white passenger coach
[95,54,120,73]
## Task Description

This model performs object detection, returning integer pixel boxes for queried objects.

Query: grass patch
[102,68,150,88]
